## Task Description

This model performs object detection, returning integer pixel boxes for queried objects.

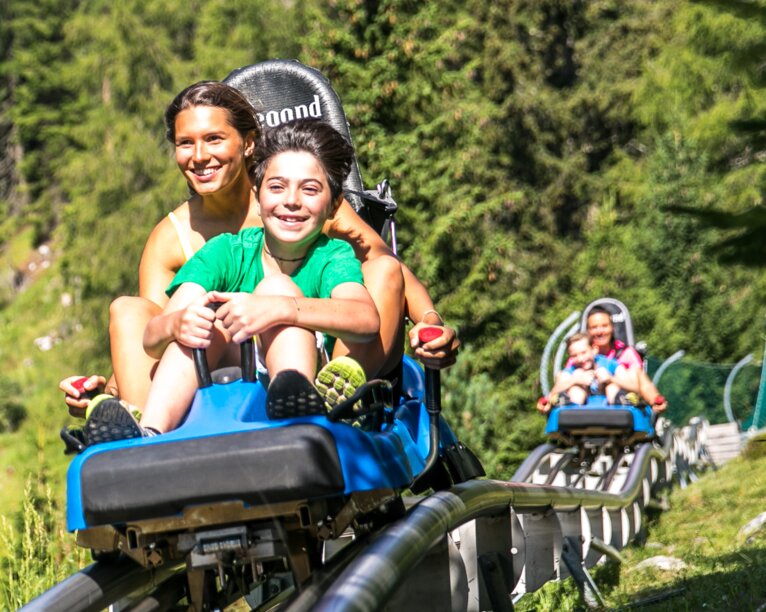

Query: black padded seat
[80,425,345,526]
[557,409,634,432]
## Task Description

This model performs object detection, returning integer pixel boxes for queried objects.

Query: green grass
[518,447,766,610]
[0,255,110,514]
[0,256,108,605]
[608,459,766,609]
[1,226,36,272]
[0,473,89,609]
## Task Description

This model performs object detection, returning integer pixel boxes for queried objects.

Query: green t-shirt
[166,228,364,354]
[166,227,363,298]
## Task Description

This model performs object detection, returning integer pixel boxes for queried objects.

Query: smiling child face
[256,150,338,254]
[568,337,597,370]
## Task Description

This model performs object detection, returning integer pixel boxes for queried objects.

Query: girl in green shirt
[84,120,380,443]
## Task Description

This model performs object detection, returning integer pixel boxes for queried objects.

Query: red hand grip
[653,395,666,405]
[71,377,97,400]
[418,327,442,344]
[71,377,89,393]
[539,396,549,405]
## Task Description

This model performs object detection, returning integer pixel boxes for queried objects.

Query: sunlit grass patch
[0,475,88,609]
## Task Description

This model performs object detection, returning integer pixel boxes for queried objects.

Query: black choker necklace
[264,246,305,262]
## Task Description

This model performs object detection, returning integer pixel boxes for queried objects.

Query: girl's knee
[363,255,404,292]
[254,273,303,297]
[605,383,621,403]
[569,386,587,404]
[109,295,138,321]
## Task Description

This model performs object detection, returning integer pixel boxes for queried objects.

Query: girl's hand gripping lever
[192,301,255,388]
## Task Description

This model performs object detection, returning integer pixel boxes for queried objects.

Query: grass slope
[518,437,766,610]
[0,256,109,516]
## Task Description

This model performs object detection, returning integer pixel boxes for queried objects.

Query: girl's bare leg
[256,275,317,380]
[332,254,405,377]
[139,326,229,433]
[638,370,662,404]
[605,382,621,404]
[568,385,587,405]
[139,275,317,433]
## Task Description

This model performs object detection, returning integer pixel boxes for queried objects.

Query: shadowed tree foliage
[3,0,82,241]
[662,0,766,268]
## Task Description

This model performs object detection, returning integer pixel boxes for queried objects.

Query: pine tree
[4,0,82,240]
[297,0,676,474]
[662,0,766,267]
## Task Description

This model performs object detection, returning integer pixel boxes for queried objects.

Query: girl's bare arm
[143,282,212,357]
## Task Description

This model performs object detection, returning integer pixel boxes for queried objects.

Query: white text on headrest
[258,95,322,127]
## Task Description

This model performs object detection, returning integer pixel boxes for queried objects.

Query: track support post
[478,552,515,611]
[560,536,605,609]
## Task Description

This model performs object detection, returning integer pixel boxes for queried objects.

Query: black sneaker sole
[266,370,326,420]
[84,399,145,446]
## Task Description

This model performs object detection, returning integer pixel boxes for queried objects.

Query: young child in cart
[537,332,641,414]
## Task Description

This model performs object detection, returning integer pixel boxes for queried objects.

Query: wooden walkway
[705,422,744,466]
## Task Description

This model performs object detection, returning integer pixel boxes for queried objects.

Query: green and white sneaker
[615,390,641,406]
[315,357,366,414]
[85,394,142,421]
[83,395,152,446]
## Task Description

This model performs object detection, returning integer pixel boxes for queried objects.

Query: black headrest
[223,60,366,212]
[580,297,635,346]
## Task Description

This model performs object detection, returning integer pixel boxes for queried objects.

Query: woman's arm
[549,370,578,395]
[329,201,432,319]
[402,262,460,367]
[329,201,443,320]
[325,199,391,263]
[328,200,459,366]
[143,282,213,357]
[138,215,190,306]
[136,212,203,356]
[610,365,642,394]
[638,370,668,413]
[61,215,187,407]
[401,263,439,323]
[617,347,667,411]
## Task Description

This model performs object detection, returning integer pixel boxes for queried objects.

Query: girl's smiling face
[174,105,254,196]
[257,150,339,254]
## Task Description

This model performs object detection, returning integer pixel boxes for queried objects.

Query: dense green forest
[0,0,765,525]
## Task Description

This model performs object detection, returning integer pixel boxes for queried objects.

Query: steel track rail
[287,441,671,611]
[20,557,184,612]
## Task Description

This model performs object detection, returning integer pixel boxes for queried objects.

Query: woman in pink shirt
[538,306,668,414]
[585,307,666,413]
